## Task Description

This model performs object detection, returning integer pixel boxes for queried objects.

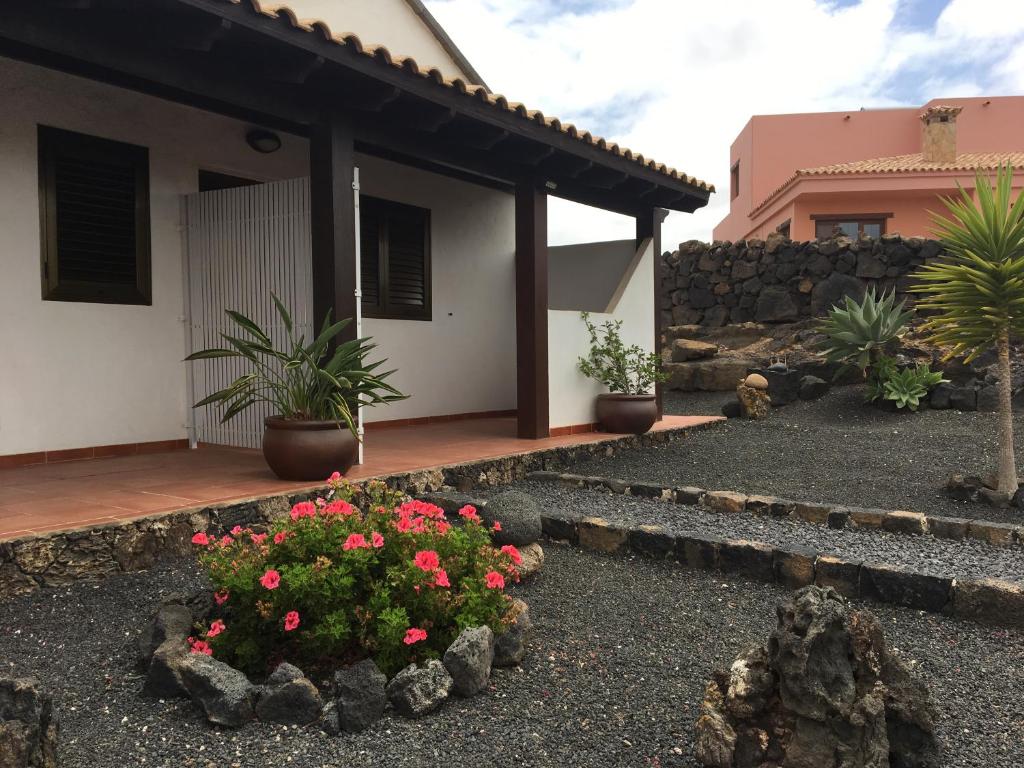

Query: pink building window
[812,214,888,239]
[730,162,739,200]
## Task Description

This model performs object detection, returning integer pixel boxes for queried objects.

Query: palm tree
[912,165,1024,498]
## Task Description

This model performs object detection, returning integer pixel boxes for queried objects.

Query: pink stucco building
[713,96,1024,243]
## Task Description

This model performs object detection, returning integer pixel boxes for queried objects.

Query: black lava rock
[178,654,256,728]
[798,375,829,401]
[0,677,58,768]
[255,663,322,725]
[332,659,387,733]
[442,626,494,697]
[385,660,453,717]
[479,491,542,546]
[721,400,741,418]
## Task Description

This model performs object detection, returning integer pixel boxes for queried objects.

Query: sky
[425,0,1024,248]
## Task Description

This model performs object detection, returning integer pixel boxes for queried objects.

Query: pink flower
[436,521,451,535]
[250,532,268,545]
[371,531,385,548]
[322,500,355,516]
[500,544,523,565]
[290,501,317,521]
[273,531,288,545]
[413,550,440,572]
[484,570,505,590]
[260,569,281,590]
[433,569,450,588]
[230,525,244,536]
[403,627,428,645]
[207,619,226,638]
[283,611,300,632]
[458,505,481,523]
[191,532,210,546]
[188,637,213,656]
[214,590,230,606]
[343,533,369,551]
[219,535,233,547]
[327,471,342,483]
[492,521,502,532]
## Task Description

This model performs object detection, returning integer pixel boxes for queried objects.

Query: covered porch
[0,414,715,540]
[0,1,712,468]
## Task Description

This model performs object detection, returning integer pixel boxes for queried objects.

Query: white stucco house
[0,0,711,465]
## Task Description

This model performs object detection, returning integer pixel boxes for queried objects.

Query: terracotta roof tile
[751,151,1024,215]
[221,0,713,193]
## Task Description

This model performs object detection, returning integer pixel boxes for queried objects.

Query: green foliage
[911,165,1024,362]
[867,359,946,411]
[819,287,914,372]
[185,295,406,437]
[191,478,520,677]
[576,312,667,395]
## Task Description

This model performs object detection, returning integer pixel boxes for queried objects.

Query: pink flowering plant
[191,476,519,676]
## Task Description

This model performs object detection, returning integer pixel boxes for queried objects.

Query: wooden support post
[637,208,666,420]
[515,179,549,439]
[310,108,357,342]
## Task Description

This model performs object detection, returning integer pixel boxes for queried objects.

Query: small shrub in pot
[577,312,667,434]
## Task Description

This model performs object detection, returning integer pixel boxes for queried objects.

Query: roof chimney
[920,105,962,163]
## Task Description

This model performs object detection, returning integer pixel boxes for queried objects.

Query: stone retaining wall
[0,424,714,600]
[661,233,946,328]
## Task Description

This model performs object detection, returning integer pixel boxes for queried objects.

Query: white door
[183,178,314,449]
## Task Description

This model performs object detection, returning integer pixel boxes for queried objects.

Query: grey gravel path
[588,386,1024,524]
[491,481,1024,585]
[1,548,1023,767]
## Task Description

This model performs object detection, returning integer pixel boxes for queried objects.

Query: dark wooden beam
[515,180,549,439]
[507,142,555,167]
[171,0,711,207]
[162,16,231,52]
[344,82,402,112]
[636,208,665,420]
[310,108,358,343]
[0,5,315,133]
[269,53,325,85]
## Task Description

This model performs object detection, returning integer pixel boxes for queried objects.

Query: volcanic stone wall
[660,232,946,327]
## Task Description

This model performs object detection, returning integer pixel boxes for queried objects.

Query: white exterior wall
[547,240,654,430]
[356,155,516,423]
[287,0,474,82]
[0,58,515,455]
[0,59,309,456]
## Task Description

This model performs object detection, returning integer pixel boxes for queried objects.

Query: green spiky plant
[912,165,1024,497]
[819,287,915,372]
[878,365,947,411]
[185,294,406,437]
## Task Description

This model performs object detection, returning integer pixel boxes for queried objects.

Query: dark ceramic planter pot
[595,393,658,435]
[262,417,358,481]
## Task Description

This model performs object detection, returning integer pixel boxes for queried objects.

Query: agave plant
[877,364,947,411]
[819,287,915,372]
[912,165,1024,496]
[185,295,406,437]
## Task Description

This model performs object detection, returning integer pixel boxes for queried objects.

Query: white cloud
[426,0,1024,248]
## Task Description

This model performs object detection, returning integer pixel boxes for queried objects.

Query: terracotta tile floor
[0,415,718,540]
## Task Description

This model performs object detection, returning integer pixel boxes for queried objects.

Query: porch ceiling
[0,0,712,216]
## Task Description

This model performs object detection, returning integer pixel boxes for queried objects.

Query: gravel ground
[592,385,1024,524]
[2,550,1023,767]
[487,482,1024,585]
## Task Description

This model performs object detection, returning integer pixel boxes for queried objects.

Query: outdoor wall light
[246,129,282,154]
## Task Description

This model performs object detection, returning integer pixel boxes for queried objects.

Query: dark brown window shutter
[38,126,151,305]
[359,195,430,320]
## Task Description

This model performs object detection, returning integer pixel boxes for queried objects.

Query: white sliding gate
[183,178,314,449]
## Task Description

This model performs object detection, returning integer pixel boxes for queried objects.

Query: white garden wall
[547,239,655,429]
[0,57,516,455]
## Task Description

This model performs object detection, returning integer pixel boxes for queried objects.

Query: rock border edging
[536,510,1024,630]
[525,470,1024,548]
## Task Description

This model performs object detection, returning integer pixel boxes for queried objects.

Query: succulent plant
[819,287,914,372]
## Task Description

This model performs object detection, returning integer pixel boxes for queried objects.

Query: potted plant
[185,295,406,481]
[577,312,667,434]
